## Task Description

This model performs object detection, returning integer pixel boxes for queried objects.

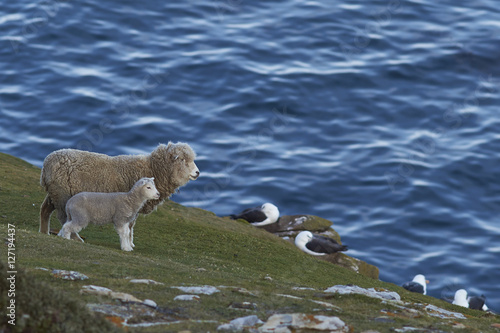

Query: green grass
[0,152,499,332]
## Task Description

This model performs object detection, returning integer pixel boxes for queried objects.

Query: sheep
[40,142,199,236]
[58,177,160,251]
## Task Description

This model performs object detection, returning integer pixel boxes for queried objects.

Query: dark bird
[294,231,348,256]
[402,274,428,295]
[230,203,279,226]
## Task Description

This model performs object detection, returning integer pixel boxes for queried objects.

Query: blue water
[1,0,499,310]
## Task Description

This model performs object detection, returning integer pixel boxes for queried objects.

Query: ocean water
[1,0,499,310]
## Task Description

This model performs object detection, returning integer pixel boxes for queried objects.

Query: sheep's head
[151,142,200,189]
[135,177,161,200]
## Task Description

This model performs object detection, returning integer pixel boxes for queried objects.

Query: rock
[87,302,182,326]
[394,327,448,333]
[81,285,142,303]
[129,279,164,285]
[217,315,263,331]
[324,285,401,301]
[81,285,113,296]
[424,304,466,319]
[259,313,348,333]
[172,285,220,295]
[51,269,89,281]
[143,299,157,308]
[35,267,49,271]
[174,295,201,301]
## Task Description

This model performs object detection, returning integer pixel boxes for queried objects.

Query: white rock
[172,285,220,295]
[80,285,112,296]
[424,304,467,319]
[259,313,348,333]
[142,299,157,308]
[129,279,164,285]
[217,315,263,331]
[174,294,201,301]
[324,285,400,301]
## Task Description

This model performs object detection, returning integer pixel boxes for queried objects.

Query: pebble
[143,299,157,308]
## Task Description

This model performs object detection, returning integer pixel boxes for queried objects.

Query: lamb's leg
[57,221,73,239]
[116,224,133,251]
[40,195,55,234]
[58,220,85,242]
[57,208,83,241]
[129,220,136,248]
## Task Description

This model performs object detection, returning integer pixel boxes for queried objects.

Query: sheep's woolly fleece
[39,142,199,234]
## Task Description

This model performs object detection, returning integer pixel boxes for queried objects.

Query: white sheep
[58,177,160,251]
[40,142,199,236]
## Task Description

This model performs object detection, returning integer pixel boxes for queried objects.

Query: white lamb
[57,177,160,251]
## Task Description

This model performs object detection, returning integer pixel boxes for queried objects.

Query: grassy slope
[0,152,498,332]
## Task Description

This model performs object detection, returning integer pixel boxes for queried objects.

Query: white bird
[294,231,348,256]
[230,203,279,226]
[453,289,488,311]
[402,274,429,295]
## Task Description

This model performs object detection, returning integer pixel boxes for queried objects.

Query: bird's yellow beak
[426,280,430,284]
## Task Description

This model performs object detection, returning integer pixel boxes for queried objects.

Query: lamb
[58,177,160,251]
[40,142,199,236]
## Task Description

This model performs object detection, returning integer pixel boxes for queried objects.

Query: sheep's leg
[40,195,55,234]
[116,224,133,251]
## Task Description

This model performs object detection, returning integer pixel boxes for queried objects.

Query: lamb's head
[136,177,161,200]
[151,142,200,189]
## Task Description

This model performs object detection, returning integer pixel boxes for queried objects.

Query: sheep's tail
[40,163,46,188]
[39,153,56,233]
